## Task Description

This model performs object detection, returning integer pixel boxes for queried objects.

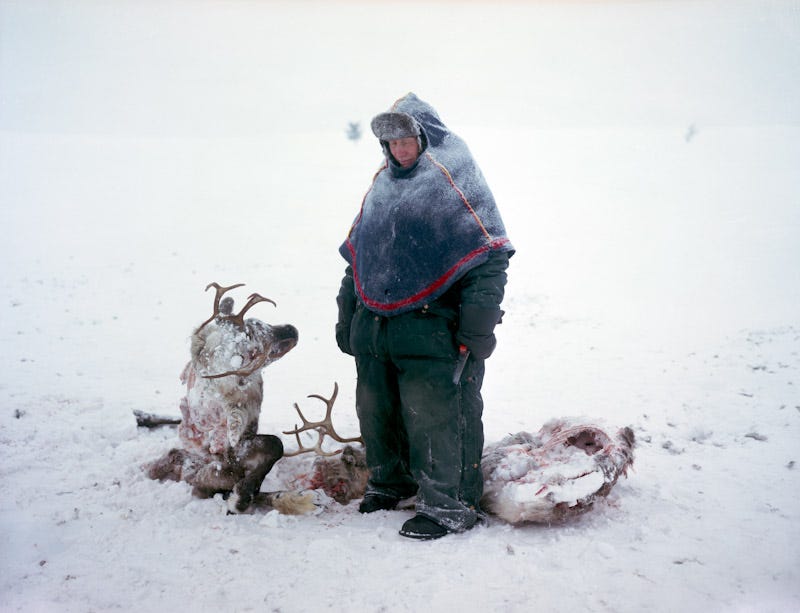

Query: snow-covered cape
[340,93,514,316]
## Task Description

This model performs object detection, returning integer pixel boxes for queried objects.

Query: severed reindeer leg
[169,435,284,511]
[145,448,191,482]
[145,447,208,484]
[185,445,244,499]
[226,434,284,513]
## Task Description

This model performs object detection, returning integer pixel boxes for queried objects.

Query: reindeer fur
[144,284,298,514]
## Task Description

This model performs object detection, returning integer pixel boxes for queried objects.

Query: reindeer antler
[198,284,277,333]
[201,352,271,380]
[228,293,277,329]
[196,282,245,331]
[283,382,363,457]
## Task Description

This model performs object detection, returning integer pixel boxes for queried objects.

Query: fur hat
[370,111,421,142]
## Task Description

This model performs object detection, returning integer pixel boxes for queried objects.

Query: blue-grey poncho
[340,93,513,317]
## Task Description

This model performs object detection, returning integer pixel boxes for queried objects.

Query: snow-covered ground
[1,1,799,611]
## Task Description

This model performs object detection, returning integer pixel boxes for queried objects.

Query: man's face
[388,137,420,168]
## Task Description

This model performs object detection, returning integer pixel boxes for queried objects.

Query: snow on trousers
[350,303,486,532]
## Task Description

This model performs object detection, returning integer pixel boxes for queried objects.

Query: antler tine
[305,383,361,444]
[282,382,363,457]
[229,293,277,328]
[201,352,269,380]
[282,408,342,457]
[196,282,246,331]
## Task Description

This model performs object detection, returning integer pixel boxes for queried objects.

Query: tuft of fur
[266,491,321,515]
[247,490,325,515]
[303,444,369,504]
[370,111,420,141]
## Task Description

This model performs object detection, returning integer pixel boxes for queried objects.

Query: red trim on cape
[346,237,510,314]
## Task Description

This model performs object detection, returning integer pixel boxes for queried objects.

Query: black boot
[399,515,449,540]
[358,494,400,514]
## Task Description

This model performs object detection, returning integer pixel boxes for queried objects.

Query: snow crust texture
[1,1,799,612]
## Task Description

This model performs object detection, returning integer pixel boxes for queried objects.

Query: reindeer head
[191,282,298,379]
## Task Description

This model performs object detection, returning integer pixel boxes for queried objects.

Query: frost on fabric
[340,93,512,316]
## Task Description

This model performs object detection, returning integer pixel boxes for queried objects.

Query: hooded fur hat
[370,111,421,141]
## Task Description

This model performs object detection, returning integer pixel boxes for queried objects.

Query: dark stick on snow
[133,410,181,428]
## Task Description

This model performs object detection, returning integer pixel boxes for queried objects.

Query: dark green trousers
[352,305,486,531]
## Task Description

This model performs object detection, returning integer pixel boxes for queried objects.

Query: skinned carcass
[144,282,299,514]
[480,419,635,523]
[274,398,635,525]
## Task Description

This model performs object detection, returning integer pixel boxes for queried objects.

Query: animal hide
[285,444,369,505]
[271,418,634,525]
[143,284,298,514]
[480,418,635,524]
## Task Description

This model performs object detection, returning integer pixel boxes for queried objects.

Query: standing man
[336,93,513,540]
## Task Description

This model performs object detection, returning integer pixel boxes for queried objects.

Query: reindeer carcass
[144,283,298,513]
[279,383,366,505]
[480,419,635,523]
[275,394,635,525]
